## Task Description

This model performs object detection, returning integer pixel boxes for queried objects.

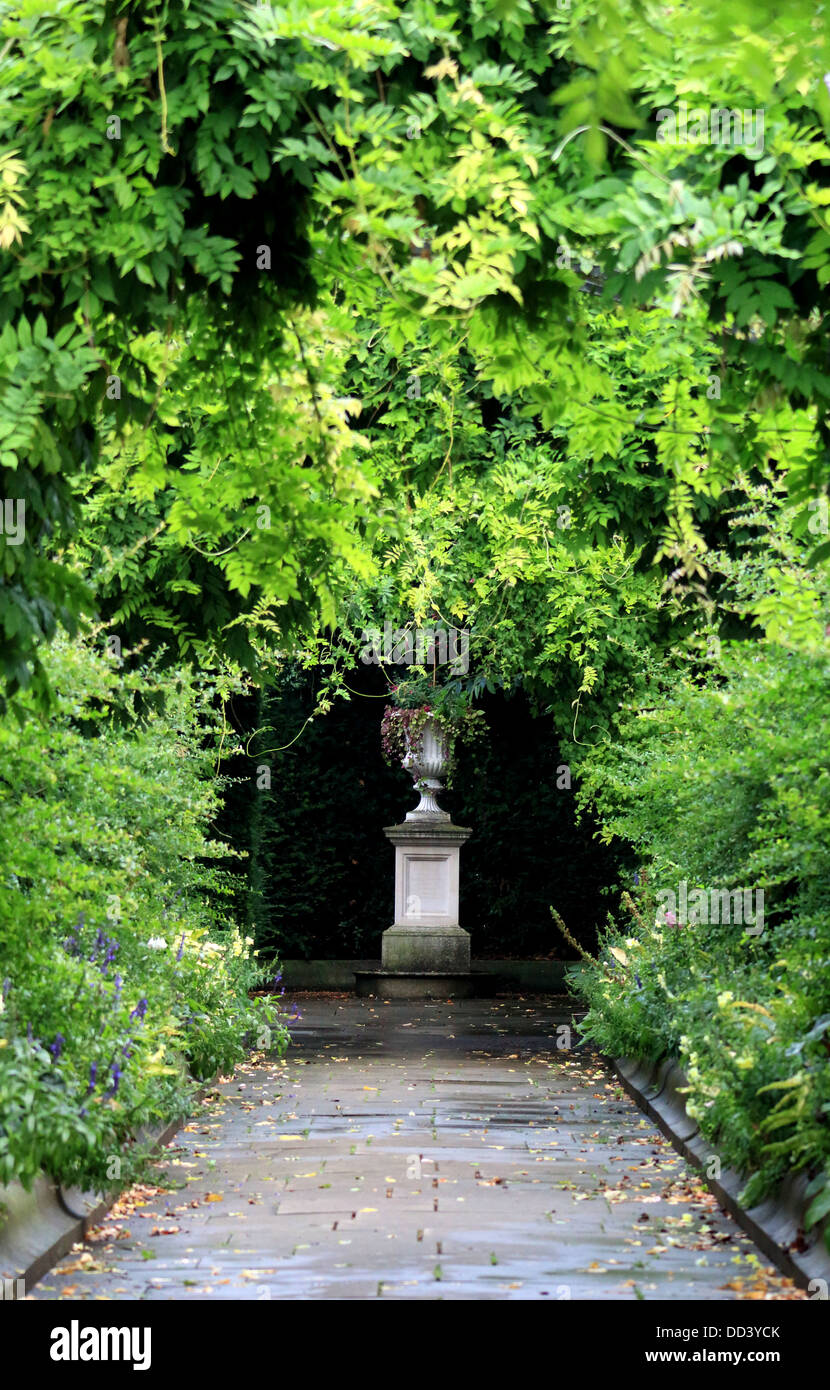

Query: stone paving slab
[29,996,805,1301]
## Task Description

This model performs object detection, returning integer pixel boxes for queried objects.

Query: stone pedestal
[381,819,472,973]
[354,712,475,998]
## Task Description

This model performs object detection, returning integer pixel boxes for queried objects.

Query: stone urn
[402,715,450,820]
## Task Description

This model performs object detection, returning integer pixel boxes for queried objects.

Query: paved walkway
[32,996,802,1300]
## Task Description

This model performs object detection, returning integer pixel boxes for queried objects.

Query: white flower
[146,936,168,951]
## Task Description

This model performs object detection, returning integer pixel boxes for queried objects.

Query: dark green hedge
[217,664,623,960]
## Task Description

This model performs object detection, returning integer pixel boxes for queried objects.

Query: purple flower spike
[63,921,81,956]
[48,1033,66,1060]
[176,933,185,962]
[130,997,148,1022]
[87,1062,98,1094]
[1,977,9,1000]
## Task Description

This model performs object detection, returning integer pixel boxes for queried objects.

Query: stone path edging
[614,1054,830,1291]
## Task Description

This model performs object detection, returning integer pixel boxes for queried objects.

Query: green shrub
[569,627,830,1238]
[0,638,287,1193]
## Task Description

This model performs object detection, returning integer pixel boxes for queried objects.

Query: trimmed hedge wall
[219,664,623,960]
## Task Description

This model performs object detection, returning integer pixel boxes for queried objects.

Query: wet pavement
[30,995,804,1300]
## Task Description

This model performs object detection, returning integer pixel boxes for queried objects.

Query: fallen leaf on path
[55,1253,96,1274]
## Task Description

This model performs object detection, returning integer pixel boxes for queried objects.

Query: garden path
[31,996,802,1301]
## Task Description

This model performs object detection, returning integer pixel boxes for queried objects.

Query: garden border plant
[0,636,288,1197]
[551,501,830,1252]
